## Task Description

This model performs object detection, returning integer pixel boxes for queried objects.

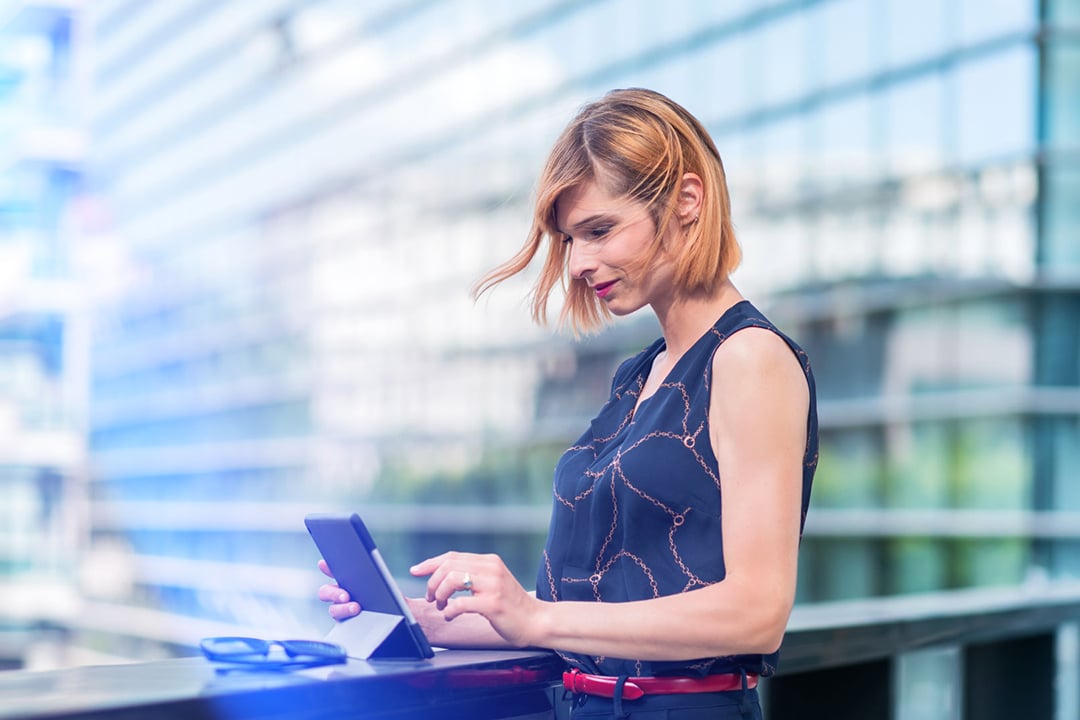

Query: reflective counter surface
[0,648,564,720]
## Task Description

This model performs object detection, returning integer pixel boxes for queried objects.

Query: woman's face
[555,178,677,316]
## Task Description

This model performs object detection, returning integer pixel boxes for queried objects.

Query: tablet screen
[305,512,433,658]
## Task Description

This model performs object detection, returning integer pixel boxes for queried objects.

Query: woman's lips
[594,280,616,299]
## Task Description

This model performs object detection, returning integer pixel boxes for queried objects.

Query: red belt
[562,668,758,700]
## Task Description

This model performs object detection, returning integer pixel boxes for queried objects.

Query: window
[816,92,874,186]
[885,0,948,70]
[885,73,946,175]
[683,37,748,124]
[953,46,1035,164]
[759,13,806,108]
[820,0,874,88]
[1042,166,1080,267]
[958,0,1037,46]
[1046,43,1080,148]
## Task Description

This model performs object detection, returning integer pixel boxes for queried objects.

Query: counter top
[0,648,564,720]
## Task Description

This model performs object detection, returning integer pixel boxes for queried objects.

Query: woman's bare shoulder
[710,326,809,419]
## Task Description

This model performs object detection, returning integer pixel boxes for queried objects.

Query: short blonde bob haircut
[473,88,741,334]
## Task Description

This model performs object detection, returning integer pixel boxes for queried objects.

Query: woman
[319,88,818,719]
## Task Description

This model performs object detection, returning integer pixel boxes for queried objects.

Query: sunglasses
[200,636,347,671]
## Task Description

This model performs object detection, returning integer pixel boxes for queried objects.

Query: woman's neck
[651,279,744,359]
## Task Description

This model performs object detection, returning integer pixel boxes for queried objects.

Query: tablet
[305,512,434,659]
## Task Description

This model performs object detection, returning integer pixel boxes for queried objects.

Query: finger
[318,583,350,604]
[429,570,452,609]
[441,593,478,622]
[329,602,361,621]
[318,559,335,578]
[432,570,473,609]
[418,551,462,601]
[409,552,453,577]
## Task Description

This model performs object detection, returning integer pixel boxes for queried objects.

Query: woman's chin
[605,301,646,318]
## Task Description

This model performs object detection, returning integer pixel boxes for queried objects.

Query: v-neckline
[629,300,749,420]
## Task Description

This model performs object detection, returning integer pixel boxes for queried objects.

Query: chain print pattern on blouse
[538,301,819,679]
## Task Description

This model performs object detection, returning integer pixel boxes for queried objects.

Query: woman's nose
[567,241,595,280]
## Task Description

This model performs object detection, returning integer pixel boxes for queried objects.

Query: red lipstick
[594,281,616,299]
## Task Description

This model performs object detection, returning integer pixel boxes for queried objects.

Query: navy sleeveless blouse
[536,300,818,678]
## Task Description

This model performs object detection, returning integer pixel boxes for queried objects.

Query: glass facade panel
[761,115,806,196]
[1043,166,1080,267]
[550,1,632,76]
[1051,419,1080,511]
[816,92,874,187]
[813,206,879,281]
[623,58,693,108]
[958,0,1037,45]
[1050,541,1080,579]
[895,646,962,720]
[885,73,946,175]
[814,429,884,509]
[952,418,1029,510]
[888,539,949,594]
[759,13,806,108]
[885,0,948,70]
[811,538,885,601]
[1046,42,1080,147]
[885,301,1029,396]
[887,422,952,510]
[954,45,1036,164]
[894,423,954,507]
[820,0,874,87]
[1049,0,1080,22]
[690,36,749,124]
[954,538,1028,588]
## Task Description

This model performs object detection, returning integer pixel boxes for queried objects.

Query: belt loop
[565,668,586,709]
[612,675,630,719]
[738,669,754,720]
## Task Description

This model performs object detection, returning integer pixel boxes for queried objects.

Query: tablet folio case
[325,610,425,660]
[305,513,434,660]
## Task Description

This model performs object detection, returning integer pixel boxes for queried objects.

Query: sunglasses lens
[200,637,345,669]
[200,637,270,660]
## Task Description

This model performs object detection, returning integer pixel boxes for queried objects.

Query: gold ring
[462,572,473,592]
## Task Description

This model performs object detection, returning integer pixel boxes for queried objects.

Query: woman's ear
[677,172,704,225]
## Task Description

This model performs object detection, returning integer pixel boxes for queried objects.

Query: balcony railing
[1,579,1078,719]
[766,579,1080,720]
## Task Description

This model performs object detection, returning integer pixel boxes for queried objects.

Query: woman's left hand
[409,551,541,648]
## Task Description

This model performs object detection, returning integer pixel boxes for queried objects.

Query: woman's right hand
[317,559,361,621]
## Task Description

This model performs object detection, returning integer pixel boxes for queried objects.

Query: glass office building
[38,0,1080,659]
[0,1,89,668]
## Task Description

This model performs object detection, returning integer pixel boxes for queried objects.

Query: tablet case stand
[325,610,428,659]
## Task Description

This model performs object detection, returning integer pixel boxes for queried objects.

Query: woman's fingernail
[338,593,348,602]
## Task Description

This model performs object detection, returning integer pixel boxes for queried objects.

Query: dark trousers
[569,687,761,719]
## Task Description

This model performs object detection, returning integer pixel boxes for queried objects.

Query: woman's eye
[561,234,573,244]
[589,226,612,239]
